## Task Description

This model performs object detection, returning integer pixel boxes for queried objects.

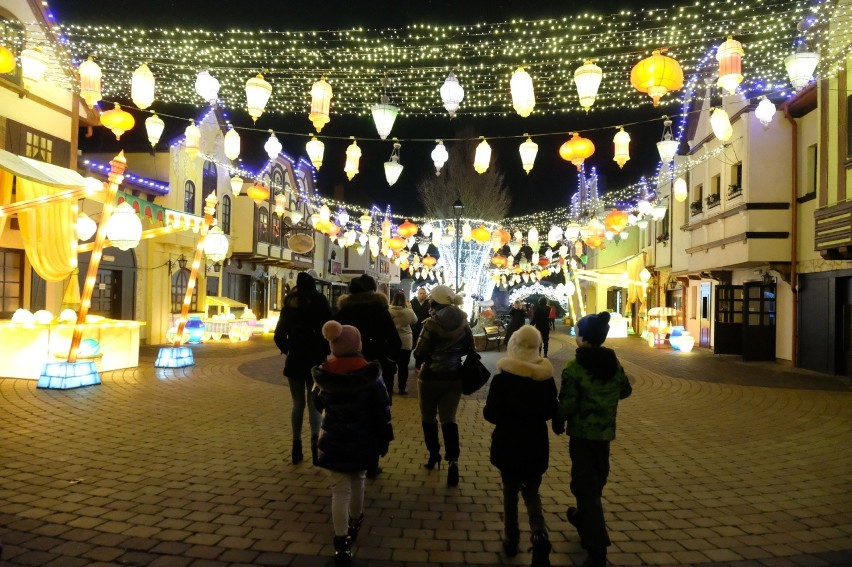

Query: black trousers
[568,437,611,552]
[393,349,412,392]
[501,471,546,541]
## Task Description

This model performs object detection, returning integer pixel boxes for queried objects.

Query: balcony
[690,200,703,216]
[727,184,742,199]
[705,193,721,209]
[814,201,852,260]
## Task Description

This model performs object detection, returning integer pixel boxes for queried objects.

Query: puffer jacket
[557,346,632,441]
[274,289,332,378]
[336,292,402,362]
[389,305,417,350]
[484,355,557,477]
[311,358,393,473]
[413,305,474,380]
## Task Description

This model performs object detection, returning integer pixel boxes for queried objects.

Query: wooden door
[714,285,743,354]
[90,269,121,319]
[742,281,776,361]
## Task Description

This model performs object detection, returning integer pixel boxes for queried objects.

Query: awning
[205,296,248,309]
[0,149,87,188]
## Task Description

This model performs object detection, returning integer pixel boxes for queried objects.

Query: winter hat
[507,325,543,360]
[577,311,611,346]
[296,271,315,293]
[429,285,463,306]
[322,320,362,357]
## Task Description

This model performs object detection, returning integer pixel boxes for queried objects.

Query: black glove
[551,419,565,435]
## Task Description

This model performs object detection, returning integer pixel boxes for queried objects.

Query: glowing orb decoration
[34,310,54,324]
[59,309,77,322]
[185,317,206,344]
[11,309,35,324]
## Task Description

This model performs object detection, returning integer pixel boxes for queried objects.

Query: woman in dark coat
[484,325,557,566]
[531,297,552,357]
[274,271,333,465]
[503,299,527,347]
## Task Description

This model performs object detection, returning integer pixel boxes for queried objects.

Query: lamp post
[452,198,464,292]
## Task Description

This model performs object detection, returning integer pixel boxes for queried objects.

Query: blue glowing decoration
[185,317,205,344]
[38,362,101,390]
[78,338,101,357]
[155,346,195,368]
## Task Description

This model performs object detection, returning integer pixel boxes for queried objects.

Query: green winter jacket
[557,346,632,441]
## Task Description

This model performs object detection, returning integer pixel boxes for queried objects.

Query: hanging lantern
[559,132,595,171]
[440,71,464,117]
[337,209,350,226]
[657,117,679,165]
[78,56,102,108]
[309,76,333,132]
[371,78,398,140]
[184,121,201,158]
[20,46,48,87]
[673,177,688,202]
[431,226,443,246]
[131,63,155,109]
[650,203,668,221]
[462,221,472,241]
[77,213,97,241]
[245,72,272,123]
[574,59,603,111]
[397,219,418,239]
[290,208,304,225]
[473,137,491,174]
[431,140,449,175]
[359,213,372,233]
[195,70,220,104]
[471,225,491,244]
[224,127,241,161]
[519,135,538,174]
[547,225,563,246]
[510,66,535,117]
[755,98,776,127]
[604,210,629,234]
[384,140,404,186]
[105,202,142,251]
[303,135,325,170]
[491,254,507,268]
[230,176,244,195]
[496,228,511,246]
[247,182,270,205]
[630,49,684,107]
[0,45,15,75]
[344,137,361,181]
[716,36,744,94]
[528,226,539,246]
[508,241,521,256]
[565,223,582,241]
[204,226,230,263]
[785,44,820,91]
[264,130,282,160]
[274,193,287,217]
[710,108,733,142]
[613,127,631,169]
[144,113,165,149]
[100,104,135,140]
[399,258,410,271]
[637,199,653,216]
[388,236,406,251]
[423,254,437,268]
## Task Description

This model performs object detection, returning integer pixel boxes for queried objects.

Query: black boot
[333,535,352,567]
[582,548,607,567]
[310,435,318,466]
[530,531,552,567]
[502,527,520,557]
[422,422,441,469]
[446,461,459,487]
[441,422,460,486]
[291,440,303,465]
[348,513,364,541]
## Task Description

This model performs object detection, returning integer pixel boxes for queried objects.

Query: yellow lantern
[673,177,688,202]
[491,254,507,268]
[78,56,102,108]
[510,66,535,117]
[473,137,491,174]
[20,46,48,87]
[630,49,684,107]
[344,138,361,181]
[613,127,630,169]
[559,132,595,171]
[100,104,135,140]
[716,36,744,95]
[245,72,272,123]
[388,236,406,251]
[131,63,155,109]
[422,254,437,268]
[710,108,733,142]
[471,225,491,244]
[274,193,287,217]
[309,76,333,132]
[247,183,270,205]
[604,210,629,234]
[519,135,538,174]
[574,59,603,111]
[306,136,324,170]
[0,45,15,75]
[397,220,418,239]
[399,258,410,271]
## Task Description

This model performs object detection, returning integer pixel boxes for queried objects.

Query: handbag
[460,351,490,395]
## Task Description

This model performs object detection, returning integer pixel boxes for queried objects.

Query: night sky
[49,0,671,218]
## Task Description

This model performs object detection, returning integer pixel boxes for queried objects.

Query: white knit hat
[428,285,463,306]
[507,325,542,360]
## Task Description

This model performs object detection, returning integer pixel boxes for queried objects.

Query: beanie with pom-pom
[322,320,362,357]
[577,311,611,346]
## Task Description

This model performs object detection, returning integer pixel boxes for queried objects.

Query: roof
[0,149,88,188]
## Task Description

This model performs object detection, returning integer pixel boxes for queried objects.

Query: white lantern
[77,213,97,241]
[651,203,668,221]
[230,176,244,195]
[145,113,165,150]
[710,108,733,142]
[204,226,229,263]
[528,226,539,246]
[574,59,603,111]
[473,137,491,174]
[306,136,325,170]
[565,281,576,295]
[195,70,220,104]
[440,71,464,117]
[78,56,102,108]
[510,66,535,117]
[245,73,272,123]
[565,223,581,241]
[106,202,142,251]
[224,127,241,161]
[184,122,201,159]
[421,222,433,237]
[639,268,651,283]
[359,213,372,233]
[290,209,304,225]
[656,118,678,165]
[21,47,48,88]
[371,89,398,140]
[673,177,688,202]
[508,241,521,256]
[344,138,361,180]
[309,77,333,132]
[337,209,350,226]
[637,199,652,216]
[431,226,442,246]
[519,136,538,174]
[431,140,449,175]
[131,63,155,109]
[785,45,819,91]
[462,221,472,241]
[384,140,404,186]
[755,98,776,127]
[417,241,430,256]
[613,127,631,169]
[264,130,282,160]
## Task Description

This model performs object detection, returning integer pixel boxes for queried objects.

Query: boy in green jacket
[552,311,632,567]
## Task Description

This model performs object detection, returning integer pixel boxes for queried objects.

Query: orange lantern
[397,219,418,239]
[0,45,16,75]
[100,103,135,140]
[471,225,491,244]
[422,254,437,268]
[604,209,629,234]
[247,182,270,205]
[716,36,744,94]
[388,236,406,251]
[584,234,604,249]
[495,228,511,246]
[399,259,410,271]
[326,223,341,238]
[491,254,507,268]
[559,133,595,171]
[630,49,684,107]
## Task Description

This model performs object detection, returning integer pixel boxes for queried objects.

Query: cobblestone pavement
[1,326,850,566]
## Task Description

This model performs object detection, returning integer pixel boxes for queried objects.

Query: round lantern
[77,213,97,241]
[309,76,333,132]
[306,136,325,170]
[710,108,733,142]
[559,133,595,171]
[613,127,631,169]
[474,137,491,174]
[145,113,165,149]
[388,236,406,251]
[440,71,464,117]
[106,202,142,251]
[492,254,507,268]
[716,36,744,94]
[510,66,535,117]
[247,182,270,205]
[195,70,220,104]
[630,49,684,107]
[223,127,241,161]
[100,104,135,140]
[20,46,48,87]
[204,226,230,263]
[397,220,418,239]
[584,234,603,249]
[131,63,155,109]
[673,177,688,202]
[604,210,629,234]
[422,254,437,268]
[574,59,603,111]
[264,130,282,159]
[0,45,15,75]
[471,225,491,244]
[78,56,102,108]
[344,138,361,181]
[528,226,539,246]
[519,136,538,174]
[245,72,272,123]
[755,98,776,127]
[431,140,449,175]
[184,122,201,158]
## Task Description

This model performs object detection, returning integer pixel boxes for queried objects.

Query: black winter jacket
[413,304,474,379]
[335,292,402,363]
[505,307,527,334]
[531,305,551,334]
[311,359,393,473]
[274,289,332,378]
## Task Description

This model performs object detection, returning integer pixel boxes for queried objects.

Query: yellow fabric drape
[0,171,12,239]
[16,178,76,282]
[626,255,645,306]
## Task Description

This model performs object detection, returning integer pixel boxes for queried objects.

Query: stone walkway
[1,327,850,566]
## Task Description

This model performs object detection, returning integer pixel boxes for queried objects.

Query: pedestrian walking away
[389,290,417,395]
[531,297,552,357]
[503,299,527,347]
[551,311,632,567]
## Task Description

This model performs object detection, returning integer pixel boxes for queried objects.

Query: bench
[482,323,505,351]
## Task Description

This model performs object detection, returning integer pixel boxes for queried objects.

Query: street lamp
[452,198,464,292]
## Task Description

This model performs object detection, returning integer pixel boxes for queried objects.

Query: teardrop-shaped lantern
[0,45,15,75]
[785,45,820,91]
[105,201,142,251]
[306,136,324,170]
[474,137,491,174]
[203,226,230,263]
[384,140,404,186]
[440,71,465,118]
[309,77,333,132]
[630,49,684,106]
[519,135,538,174]
[78,56,102,108]
[359,213,372,233]
[224,127,241,161]
[710,108,733,142]
[131,63,155,109]
[613,127,631,169]
[184,121,201,159]
[344,137,361,181]
[559,133,595,171]
[673,177,688,202]
[716,36,744,94]
[195,70,220,104]
[230,176,244,195]
[656,118,679,165]
[431,140,449,175]
[247,182,270,205]
[245,72,272,123]
[755,98,776,127]
[100,104,135,140]
[264,129,282,160]
[274,193,287,217]
[20,46,48,87]
[528,226,539,246]
[510,66,535,117]
[371,82,398,140]
[574,59,603,111]
[145,113,165,149]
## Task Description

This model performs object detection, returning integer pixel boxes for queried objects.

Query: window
[271,212,281,246]
[184,180,196,214]
[220,195,231,234]
[201,160,217,202]
[271,166,285,200]
[707,175,721,208]
[729,162,742,197]
[171,268,198,313]
[25,132,53,163]
[0,248,23,318]
[691,183,704,215]
[257,207,269,243]
[805,144,818,196]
